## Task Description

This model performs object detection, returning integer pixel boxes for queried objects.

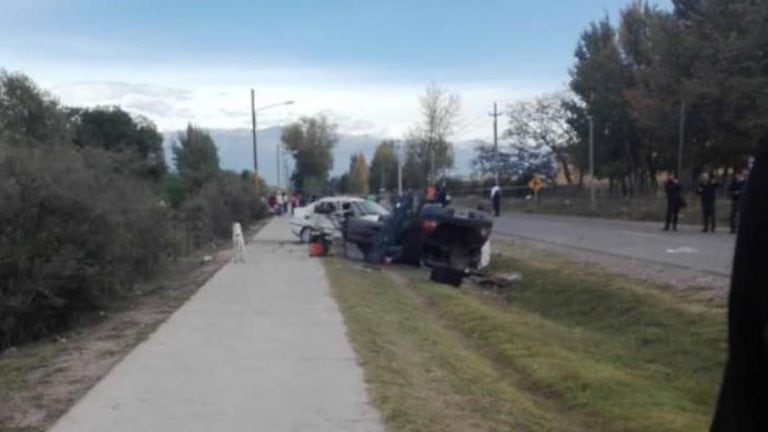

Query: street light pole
[251,89,258,177]
[588,113,596,210]
[677,99,686,178]
[249,96,295,187]
[396,141,403,196]
[490,102,501,184]
[276,142,281,189]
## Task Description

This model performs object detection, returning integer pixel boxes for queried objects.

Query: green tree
[172,125,220,191]
[69,106,167,178]
[369,140,398,192]
[346,153,370,195]
[281,115,338,192]
[568,17,639,196]
[505,93,576,184]
[0,70,69,146]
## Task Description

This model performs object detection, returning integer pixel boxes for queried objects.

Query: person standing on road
[275,192,285,215]
[696,173,719,233]
[282,192,288,214]
[663,173,683,231]
[290,193,298,215]
[490,183,501,217]
[436,184,450,207]
[728,171,747,234]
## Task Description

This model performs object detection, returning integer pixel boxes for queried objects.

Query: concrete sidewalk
[50,218,384,432]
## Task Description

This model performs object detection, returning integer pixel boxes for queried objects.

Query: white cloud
[7,56,563,142]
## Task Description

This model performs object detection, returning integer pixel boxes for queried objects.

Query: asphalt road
[51,219,383,432]
[492,212,736,276]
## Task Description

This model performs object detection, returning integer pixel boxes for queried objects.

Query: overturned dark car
[343,194,493,285]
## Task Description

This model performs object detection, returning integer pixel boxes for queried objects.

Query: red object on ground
[308,241,325,257]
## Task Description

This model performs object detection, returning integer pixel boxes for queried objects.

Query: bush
[0,71,268,349]
[0,144,172,348]
[180,171,267,246]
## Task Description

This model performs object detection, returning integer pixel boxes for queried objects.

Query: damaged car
[290,196,389,243]
[343,193,493,285]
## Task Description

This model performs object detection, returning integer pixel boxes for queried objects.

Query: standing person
[436,183,450,207]
[490,183,501,217]
[275,192,284,215]
[663,173,683,231]
[728,171,747,234]
[290,193,298,215]
[281,192,289,215]
[696,173,719,233]
[424,185,437,203]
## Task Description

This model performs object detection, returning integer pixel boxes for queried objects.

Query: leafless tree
[404,83,461,186]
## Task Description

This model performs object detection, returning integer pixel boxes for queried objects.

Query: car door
[312,200,338,234]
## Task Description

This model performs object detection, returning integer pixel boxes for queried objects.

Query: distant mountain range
[163,127,479,185]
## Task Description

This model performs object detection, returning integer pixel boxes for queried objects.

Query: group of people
[663,170,748,233]
[266,191,313,216]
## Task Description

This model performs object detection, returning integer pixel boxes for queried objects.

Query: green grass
[0,338,70,395]
[324,242,726,432]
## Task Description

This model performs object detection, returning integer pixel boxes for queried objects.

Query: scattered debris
[665,246,699,254]
[470,272,524,289]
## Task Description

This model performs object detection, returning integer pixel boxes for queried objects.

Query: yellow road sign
[528,176,544,193]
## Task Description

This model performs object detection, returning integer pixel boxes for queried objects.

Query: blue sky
[0,0,671,140]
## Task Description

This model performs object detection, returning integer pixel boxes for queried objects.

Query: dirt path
[48,218,383,432]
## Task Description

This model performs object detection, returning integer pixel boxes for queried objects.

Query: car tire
[300,228,312,244]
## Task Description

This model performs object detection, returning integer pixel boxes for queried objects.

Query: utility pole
[428,136,435,186]
[276,142,281,189]
[677,99,686,179]
[398,142,404,196]
[588,113,596,210]
[250,89,258,178]
[490,102,502,183]
[249,96,294,188]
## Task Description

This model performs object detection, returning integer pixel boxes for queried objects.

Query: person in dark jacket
[663,173,683,231]
[696,173,719,233]
[728,171,747,234]
[436,182,450,207]
[710,137,768,431]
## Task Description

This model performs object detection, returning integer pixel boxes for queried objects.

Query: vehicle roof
[317,196,366,203]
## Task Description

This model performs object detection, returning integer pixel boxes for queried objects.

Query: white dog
[232,222,246,263]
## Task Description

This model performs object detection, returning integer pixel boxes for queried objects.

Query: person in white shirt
[490,184,501,217]
[275,192,285,215]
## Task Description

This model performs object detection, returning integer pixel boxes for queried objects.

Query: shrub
[0,144,172,348]
[180,171,267,246]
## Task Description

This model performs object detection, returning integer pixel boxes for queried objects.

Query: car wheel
[300,228,312,244]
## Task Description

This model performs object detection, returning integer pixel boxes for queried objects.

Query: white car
[290,196,390,243]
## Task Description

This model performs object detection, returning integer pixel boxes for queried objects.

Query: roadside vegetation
[325,241,726,432]
[0,225,265,432]
[0,71,266,351]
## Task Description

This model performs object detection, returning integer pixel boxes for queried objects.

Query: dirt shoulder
[0,220,268,432]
